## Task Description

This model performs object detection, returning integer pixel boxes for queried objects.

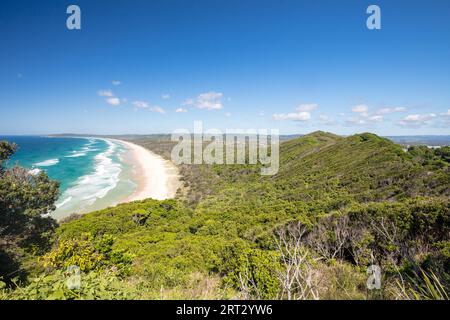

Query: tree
[0,141,59,285]
[275,222,320,300]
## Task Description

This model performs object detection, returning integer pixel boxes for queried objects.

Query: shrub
[41,233,133,275]
[220,243,281,299]
[0,270,135,300]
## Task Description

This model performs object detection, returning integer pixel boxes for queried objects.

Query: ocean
[0,136,137,220]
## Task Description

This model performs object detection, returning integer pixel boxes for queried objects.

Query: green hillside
[1,132,449,300]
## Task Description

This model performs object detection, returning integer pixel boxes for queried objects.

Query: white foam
[65,140,99,158]
[65,152,87,158]
[35,159,59,167]
[55,140,122,212]
[56,196,73,208]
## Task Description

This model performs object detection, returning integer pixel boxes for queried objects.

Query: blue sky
[1,0,449,135]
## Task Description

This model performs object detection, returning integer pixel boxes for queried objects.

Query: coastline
[111,139,181,202]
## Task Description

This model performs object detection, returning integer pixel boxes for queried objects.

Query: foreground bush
[0,270,135,300]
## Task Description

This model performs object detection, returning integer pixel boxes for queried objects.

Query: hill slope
[3,132,449,299]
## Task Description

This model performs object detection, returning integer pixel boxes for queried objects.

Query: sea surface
[0,136,137,220]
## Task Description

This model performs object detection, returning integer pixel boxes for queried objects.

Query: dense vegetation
[0,141,59,285]
[1,132,449,299]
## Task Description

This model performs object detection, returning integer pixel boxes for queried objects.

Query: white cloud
[98,89,121,106]
[345,114,383,126]
[441,109,450,116]
[151,106,165,114]
[112,80,122,86]
[182,98,194,106]
[399,113,437,127]
[404,114,435,121]
[182,91,223,110]
[296,104,318,112]
[133,101,165,113]
[106,97,120,106]
[376,107,406,114]
[272,103,318,121]
[352,104,369,114]
[438,110,450,127]
[273,111,311,121]
[184,91,224,110]
[368,115,383,122]
[259,111,265,117]
[345,117,367,126]
[98,90,114,97]
[175,108,187,113]
[197,91,224,110]
[162,94,170,100]
[346,104,387,126]
[318,114,336,125]
[225,112,231,117]
[133,101,150,109]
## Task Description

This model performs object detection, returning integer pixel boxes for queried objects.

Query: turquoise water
[0,136,137,220]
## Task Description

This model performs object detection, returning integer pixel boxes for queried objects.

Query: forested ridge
[1,132,449,299]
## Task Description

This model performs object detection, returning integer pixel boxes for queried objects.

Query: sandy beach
[114,139,181,202]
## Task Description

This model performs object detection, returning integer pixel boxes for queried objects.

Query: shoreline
[110,139,181,202]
